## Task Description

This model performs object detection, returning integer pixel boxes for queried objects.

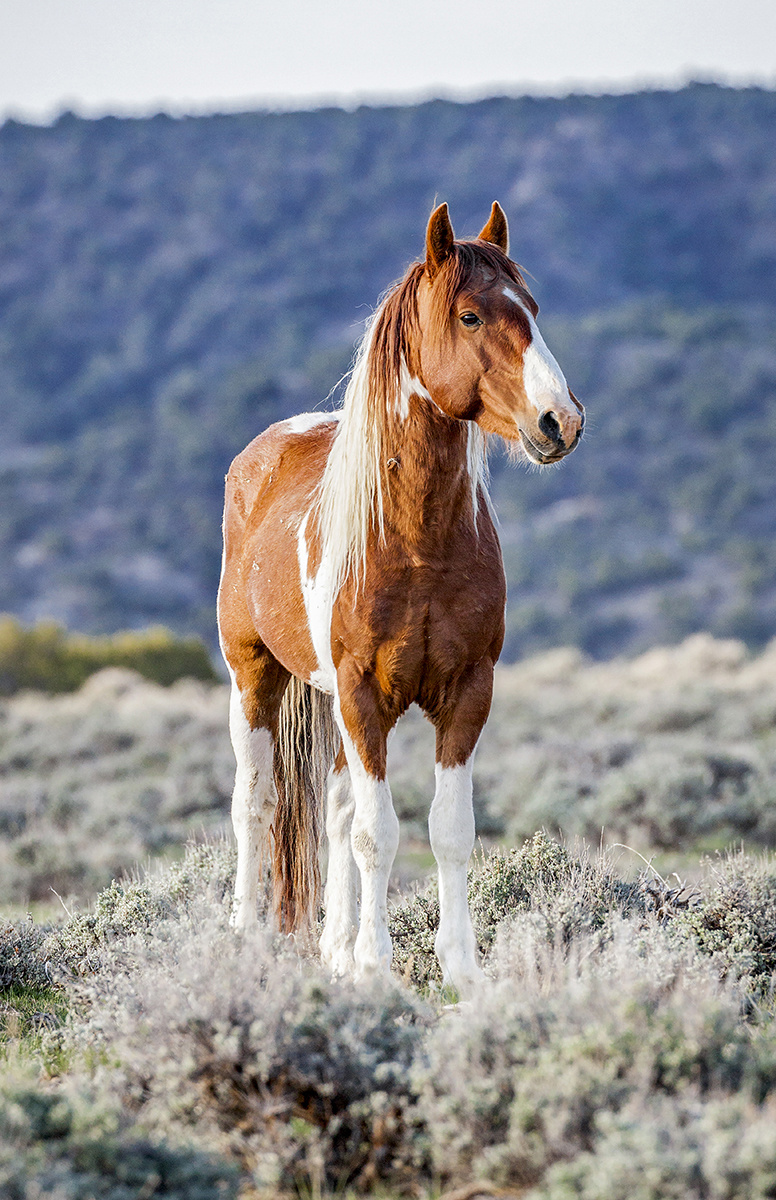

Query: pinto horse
[218,202,584,995]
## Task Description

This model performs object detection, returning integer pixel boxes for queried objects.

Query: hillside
[1,84,776,656]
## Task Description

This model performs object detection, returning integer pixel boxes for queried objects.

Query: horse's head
[416,202,584,464]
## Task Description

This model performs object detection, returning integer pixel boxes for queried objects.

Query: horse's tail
[272,675,338,934]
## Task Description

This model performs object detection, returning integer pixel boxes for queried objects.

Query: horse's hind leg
[225,649,290,929]
[320,745,359,976]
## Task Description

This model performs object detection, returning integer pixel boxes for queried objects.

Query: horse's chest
[334,557,505,685]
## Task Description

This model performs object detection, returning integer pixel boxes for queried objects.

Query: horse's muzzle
[519,422,583,465]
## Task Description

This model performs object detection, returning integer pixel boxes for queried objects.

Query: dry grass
[3,635,776,1194]
[5,633,776,907]
[3,834,776,1196]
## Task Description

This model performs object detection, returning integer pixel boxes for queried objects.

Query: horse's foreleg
[429,755,484,996]
[430,661,494,997]
[227,678,279,930]
[319,747,360,976]
[335,662,399,981]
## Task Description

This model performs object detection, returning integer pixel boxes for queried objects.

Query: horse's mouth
[518,428,580,465]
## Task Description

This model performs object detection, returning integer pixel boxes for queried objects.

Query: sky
[1,0,774,122]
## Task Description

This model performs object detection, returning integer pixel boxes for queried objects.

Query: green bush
[0,1071,238,1200]
[389,833,639,991]
[0,616,219,696]
[671,850,776,995]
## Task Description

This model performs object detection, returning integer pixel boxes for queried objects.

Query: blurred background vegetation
[3,633,776,906]
[2,82,775,660]
[0,616,217,695]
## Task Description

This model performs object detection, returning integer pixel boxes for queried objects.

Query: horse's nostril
[538,410,562,443]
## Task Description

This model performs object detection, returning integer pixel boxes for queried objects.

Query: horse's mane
[317,240,534,593]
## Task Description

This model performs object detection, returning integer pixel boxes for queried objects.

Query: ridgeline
[2,83,775,657]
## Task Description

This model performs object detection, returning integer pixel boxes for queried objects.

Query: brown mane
[343,240,537,557]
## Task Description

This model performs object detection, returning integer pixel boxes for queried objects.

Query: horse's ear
[479,201,509,255]
[426,203,455,279]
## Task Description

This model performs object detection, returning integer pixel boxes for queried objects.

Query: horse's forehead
[469,279,535,337]
[462,270,536,320]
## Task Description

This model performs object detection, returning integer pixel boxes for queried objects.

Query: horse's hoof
[321,950,357,980]
[229,907,258,932]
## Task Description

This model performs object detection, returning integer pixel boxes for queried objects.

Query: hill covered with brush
[2,83,776,657]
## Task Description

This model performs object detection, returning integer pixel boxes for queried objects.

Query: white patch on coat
[284,411,341,435]
[396,359,432,419]
[297,511,336,695]
[503,286,571,416]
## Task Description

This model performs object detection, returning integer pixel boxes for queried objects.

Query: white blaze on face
[503,286,569,415]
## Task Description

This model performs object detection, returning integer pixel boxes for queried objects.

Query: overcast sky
[1,0,774,122]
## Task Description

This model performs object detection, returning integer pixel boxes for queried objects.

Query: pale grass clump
[0,1060,238,1200]
[416,919,776,1193]
[7,838,776,1196]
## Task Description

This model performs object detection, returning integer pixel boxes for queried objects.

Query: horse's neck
[383,398,475,548]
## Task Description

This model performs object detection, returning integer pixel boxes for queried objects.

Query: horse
[217,201,584,996]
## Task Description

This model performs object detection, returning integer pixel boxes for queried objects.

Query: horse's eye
[460,312,482,328]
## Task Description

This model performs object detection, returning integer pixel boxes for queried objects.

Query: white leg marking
[228,680,276,930]
[429,757,485,997]
[338,722,399,981]
[319,764,360,977]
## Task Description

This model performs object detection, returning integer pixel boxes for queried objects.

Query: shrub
[389,833,639,991]
[45,839,237,977]
[65,919,429,1195]
[671,850,776,995]
[415,923,776,1192]
[535,1095,776,1200]
[0,1068,238,1200]
[0,616,218,696]
[0,920,50,992]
